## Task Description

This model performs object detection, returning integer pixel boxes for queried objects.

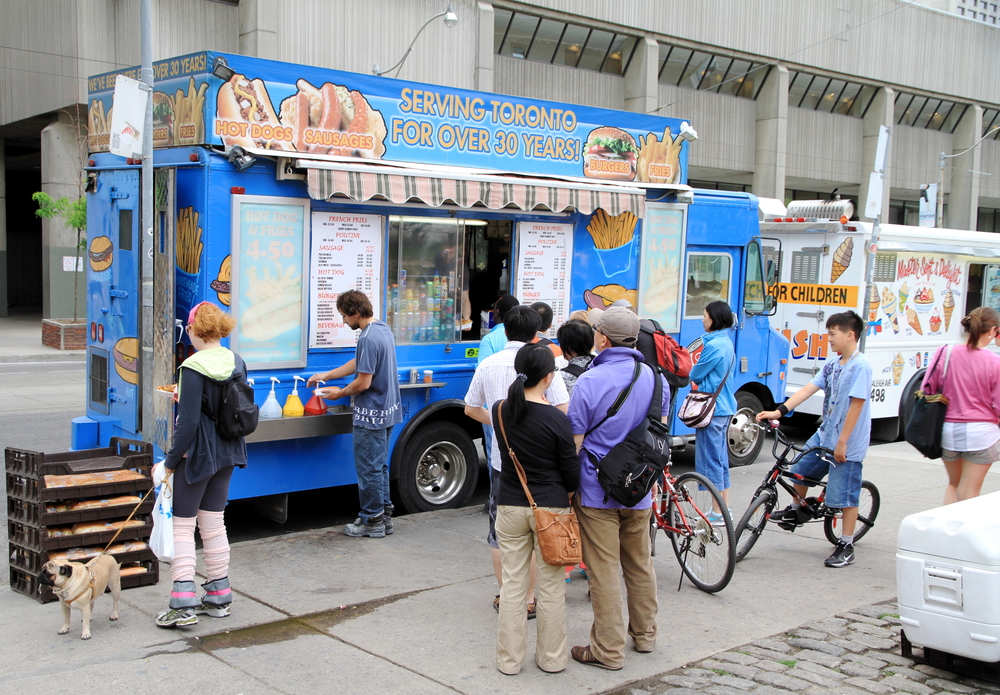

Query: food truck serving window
[686,253,731,317]
[230,195,310,370]
[387,217,465,344]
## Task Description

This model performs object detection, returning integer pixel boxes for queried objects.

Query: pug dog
[40,555,121,640]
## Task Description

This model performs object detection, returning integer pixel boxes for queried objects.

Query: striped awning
[303,164,646,218]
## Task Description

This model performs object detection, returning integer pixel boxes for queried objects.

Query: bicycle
[649,466,735,593]
[733,420,881,562]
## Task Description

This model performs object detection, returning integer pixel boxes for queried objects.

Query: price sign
[230,195,310,370]
[515,221,573,337]
[309,212,384,348]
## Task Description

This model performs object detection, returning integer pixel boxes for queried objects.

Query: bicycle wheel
[667,472,735,593]
[734,489,777,562]
[824,480,881,545]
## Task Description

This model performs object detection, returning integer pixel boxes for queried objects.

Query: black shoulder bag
[904,345,952,459]
[584,361,669,507]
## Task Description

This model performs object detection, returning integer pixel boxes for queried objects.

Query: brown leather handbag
[496,400,582,567]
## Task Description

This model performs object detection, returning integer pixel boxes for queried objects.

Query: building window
[494,10,638,75]
[979,208,1000,233]
[787,71,876,117]
[983,109,1000,140]
[689,179,751,192]
[656,42,768,99]
[893,93,967,132]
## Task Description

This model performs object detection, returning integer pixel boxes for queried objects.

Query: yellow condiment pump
[283,376,305,417]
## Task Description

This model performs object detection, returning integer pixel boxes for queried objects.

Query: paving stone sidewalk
[605,600,999,695]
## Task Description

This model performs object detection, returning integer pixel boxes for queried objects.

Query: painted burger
[89,236,114,272]
[113,337,139,385]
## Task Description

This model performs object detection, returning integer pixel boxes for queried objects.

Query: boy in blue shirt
[757,311,872,568]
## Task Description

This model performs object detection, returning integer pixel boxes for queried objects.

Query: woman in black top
[492,343,579,675]
[153,302,249,629]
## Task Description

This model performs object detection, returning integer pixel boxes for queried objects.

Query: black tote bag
[904,346,952,459]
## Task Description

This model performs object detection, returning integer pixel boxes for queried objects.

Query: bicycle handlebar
[755,419,836,467]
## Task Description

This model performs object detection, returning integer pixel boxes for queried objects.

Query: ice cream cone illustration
[881,286,900,334]
[930,307,942,334]
[898,281,909,315]
[944,288,955,331]
[891,352,904,386]
[868,283,880,323]
[830,237,853,283]
[906,305,923,335]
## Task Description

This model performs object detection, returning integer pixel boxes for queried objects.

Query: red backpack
[638,319,692,388]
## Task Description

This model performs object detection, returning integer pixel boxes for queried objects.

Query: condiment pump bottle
[304,380,328,416]
[260,377,283,419]
[282,376,305,417]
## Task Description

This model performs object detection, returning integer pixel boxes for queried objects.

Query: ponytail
[962,306,1000,348]
[504,343,556,424]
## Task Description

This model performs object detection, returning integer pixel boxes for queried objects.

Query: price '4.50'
[246,240,295,260]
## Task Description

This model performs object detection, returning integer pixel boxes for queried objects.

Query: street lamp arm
[942,124,1000,161]
[377,10,448,78]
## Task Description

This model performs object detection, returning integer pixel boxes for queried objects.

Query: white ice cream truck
[760,200,1000,440]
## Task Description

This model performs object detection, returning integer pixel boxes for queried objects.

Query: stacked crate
[6,438,159,603]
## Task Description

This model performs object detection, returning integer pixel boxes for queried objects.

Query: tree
[33,191,87,322]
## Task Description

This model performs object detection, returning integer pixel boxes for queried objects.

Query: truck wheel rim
[728,409,759,458]
[414,441,467,505]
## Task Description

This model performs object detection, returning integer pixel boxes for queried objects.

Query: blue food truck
[77,51,789,520]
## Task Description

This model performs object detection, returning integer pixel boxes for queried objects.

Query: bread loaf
[44,470,144,488]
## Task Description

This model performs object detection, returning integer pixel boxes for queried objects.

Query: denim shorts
[789,447,863,509]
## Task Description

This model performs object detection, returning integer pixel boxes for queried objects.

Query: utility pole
[140,0,154,440]
[859,125,891,354]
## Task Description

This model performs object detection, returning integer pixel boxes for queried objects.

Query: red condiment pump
[304,380,328,416]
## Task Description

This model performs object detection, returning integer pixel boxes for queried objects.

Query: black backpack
[201,356,258,440]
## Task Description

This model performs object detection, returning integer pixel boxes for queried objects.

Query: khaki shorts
[941,439,1000,465]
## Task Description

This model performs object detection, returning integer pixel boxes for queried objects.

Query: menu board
[638,204,686,333]
[515,221,573,337]
[309,212,384,348]
[230,195,310,370]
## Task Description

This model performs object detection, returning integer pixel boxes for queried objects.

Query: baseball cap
[610,298,635,311]
[595,306,639,345]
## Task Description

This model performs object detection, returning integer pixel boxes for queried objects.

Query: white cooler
[897,491,1000,662]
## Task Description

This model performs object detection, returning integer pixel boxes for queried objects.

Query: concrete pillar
[625,36,657,114]
[949,104,984,230]
[0,139,7,317]
[859,86,895,221]
[475,2,494,92]
[40,113,86,320]
[752,65,789,200]
[239,0,279,59]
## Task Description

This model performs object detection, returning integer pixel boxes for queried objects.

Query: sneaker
[384,505,395,536]
[770,505,808,529]
[344,516,386,538]
[707,509,731,527]
[825,541,855,568]
[155,607,198,628]
[196,577,232,618]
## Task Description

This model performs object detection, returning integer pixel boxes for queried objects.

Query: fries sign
[108,75,147,159]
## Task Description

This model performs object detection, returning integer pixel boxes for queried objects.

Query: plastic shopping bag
[149,460,174,562]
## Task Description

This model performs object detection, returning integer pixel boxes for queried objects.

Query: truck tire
[728,391,764,467]
[397,421,480,514]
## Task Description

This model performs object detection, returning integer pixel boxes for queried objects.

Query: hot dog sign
[87,51,691,186]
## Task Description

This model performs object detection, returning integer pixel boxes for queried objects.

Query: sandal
[571,645,621,671]
[494,595,537,620]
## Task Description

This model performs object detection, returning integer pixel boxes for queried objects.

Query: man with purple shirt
[567,307,669,670]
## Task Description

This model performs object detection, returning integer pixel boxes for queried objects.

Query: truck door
[86,168,141,434]
[780,234,828,387]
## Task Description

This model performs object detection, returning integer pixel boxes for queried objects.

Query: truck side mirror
[765,260,776,286]
[763,294,776,316]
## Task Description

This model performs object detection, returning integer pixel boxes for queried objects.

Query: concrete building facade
[1,0,998,318]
